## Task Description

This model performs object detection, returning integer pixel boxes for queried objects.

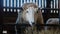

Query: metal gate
[3,0,59,13]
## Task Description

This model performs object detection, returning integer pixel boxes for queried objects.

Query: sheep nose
[32,22,35,25]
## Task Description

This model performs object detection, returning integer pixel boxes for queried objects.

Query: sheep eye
[26,11,28,13]
[37,11,38,13]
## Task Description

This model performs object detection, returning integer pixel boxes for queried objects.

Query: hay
[39,29,60,34]
[24,29,60,34]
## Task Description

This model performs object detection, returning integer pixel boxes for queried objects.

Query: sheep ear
[20,7,23,11]
[18,7,23,13]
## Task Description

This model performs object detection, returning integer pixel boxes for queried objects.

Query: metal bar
[24,0,26,3]
[30,0,32,3]
[38,0,40,7]
[3,23,60,26]
[1,7,60,13]
[45,0,46,7]
[3,0,6,7]
[21,0,23,7]
[7,0,9,7]
[5,0,7,7]
[27,0,29,3]
[51,1,53,13]
[2,7,60,10]
[54,0,56,13]
[40,8,60,10]
[33,0,35,3]
[14,0,16,7]
[10,0,13,7]
[56,0,58,13]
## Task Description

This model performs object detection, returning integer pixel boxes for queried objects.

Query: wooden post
[59,0,60,23]
[0,0,3,33]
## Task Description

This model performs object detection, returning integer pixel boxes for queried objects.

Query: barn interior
[0,0,60,34]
